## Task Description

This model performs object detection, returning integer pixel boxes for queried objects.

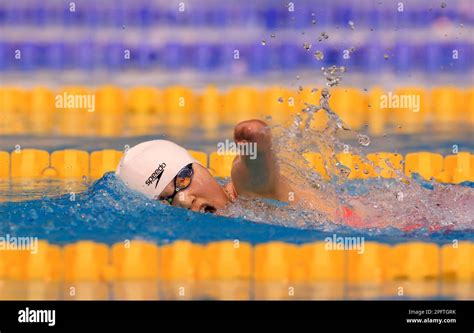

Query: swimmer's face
[159,163,230,213]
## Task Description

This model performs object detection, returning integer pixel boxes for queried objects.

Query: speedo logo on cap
[145,163,166,188]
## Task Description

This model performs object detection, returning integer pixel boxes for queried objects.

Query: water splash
[314,50,324,60]
[321,66,346,87]
[221,88,474,235]
[357,134,371,147]
[318,32,329,42]
[5,173,463,245]
[0,174,315,245]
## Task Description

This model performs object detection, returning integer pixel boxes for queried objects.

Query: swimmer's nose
[172,191,195,210]
[175,194,211,213]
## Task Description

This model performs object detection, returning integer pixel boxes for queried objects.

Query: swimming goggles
[163,163,194,204]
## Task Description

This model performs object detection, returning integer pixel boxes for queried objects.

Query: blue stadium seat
[361,43,387,73]
[279,42,300,71]
[393,42,417,73]
[161,42,186,70]
[103,42,126,70]
[17,41,37,71]
[424,42,444,73]
[44,42,66,71]
[192,43,218,71]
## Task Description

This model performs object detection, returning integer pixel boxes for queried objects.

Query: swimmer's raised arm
[115,125,367,222]
[230,119,340,220]
[230,119,294,202]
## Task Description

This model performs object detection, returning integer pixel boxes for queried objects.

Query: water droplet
[303,42,312,50]
[122,25,126,29]
[349,47,356,54]
[338,166,351,178]
[311,88,318,94]
[318,32,329,42]
[277,97,284,103]
[383,54,389,60]
[357,134,371,146]
[261,40,266,46]
[460,23,464,28]
[348,20,355,30]
[320,88,331,110]
[314,50,324,60]
[296,75,300,80]
[270,33,276,38]
[321,65,346,87]
[321,87,330,98]
[441,2,447,8]
[298,85,304,92]
[312,19,316,25]
[396,192,404,201]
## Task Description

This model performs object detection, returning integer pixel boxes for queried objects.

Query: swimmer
[116,119,367,223]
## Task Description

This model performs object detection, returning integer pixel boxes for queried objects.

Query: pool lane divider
[0,86,473,137]
[0,240,472,289]
[0,149,473,183]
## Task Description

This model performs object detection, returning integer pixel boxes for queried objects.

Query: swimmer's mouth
[200,204,216,214]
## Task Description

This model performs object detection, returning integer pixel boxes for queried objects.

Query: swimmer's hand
[234,119,272,152]
[231,120,340,219]
[231,120,292,201]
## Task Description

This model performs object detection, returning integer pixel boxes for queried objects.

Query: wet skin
[159,119,342,220]
[158,162,232,213]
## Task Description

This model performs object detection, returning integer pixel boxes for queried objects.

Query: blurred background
[0,0,473,153]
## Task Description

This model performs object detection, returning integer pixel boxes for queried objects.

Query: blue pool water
[1,172,473,246]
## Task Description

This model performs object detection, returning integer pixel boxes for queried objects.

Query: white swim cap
[115,140,197,199]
